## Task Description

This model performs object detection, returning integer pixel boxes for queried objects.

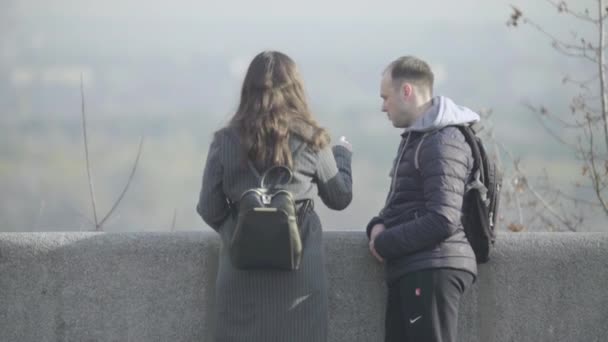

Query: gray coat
[367,96,479,285]
[197,124,352,342]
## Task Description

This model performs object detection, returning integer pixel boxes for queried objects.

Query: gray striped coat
[197,125,352,342]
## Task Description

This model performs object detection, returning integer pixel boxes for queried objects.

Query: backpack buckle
[262,194,272,205]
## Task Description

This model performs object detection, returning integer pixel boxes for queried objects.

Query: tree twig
[518,14,599,63]
[562,73,599,89]
[514,183,525,227]
[586,118,608,214]
[496,141,578,231]
[523,101,586,129]
[545,0,599,24]
[599,0,608,154]
[81,74,99,229]
[34,199,46,231]
[171,209,177,231]
[537,185,603,207]
[97,136,144,228]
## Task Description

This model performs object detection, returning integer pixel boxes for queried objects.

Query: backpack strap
[413,125,481,171]
[457,125,483,182]
[457,125,489,202]
[469,121,484,134]
[413,126,489,200]
[247,140,307,187]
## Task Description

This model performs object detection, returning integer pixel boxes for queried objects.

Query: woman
[197,50,353,342]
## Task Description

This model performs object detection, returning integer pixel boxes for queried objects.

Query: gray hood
[403,96,480,133]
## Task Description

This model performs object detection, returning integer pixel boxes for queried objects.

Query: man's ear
[402,83,413,98]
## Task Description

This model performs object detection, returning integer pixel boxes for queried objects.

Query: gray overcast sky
[3,0,595,59]
[1,0,605,232]
[1,0,600,157]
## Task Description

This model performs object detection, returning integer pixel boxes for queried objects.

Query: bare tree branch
[553,43,599,63]
[538,186,604,207]
[80,74,99,229]
[524,182,578,231]
[508,7,600,64]
[514,182,525,227]
[586,118,608,214]
[534,114,579,150]
[523,102,585,154]
[562,73,599,90]
[524,102,587,129]
[171,209,177,231]
[545,0,599,24]
[97,136,144,228]
[599,0,608,153]
[34,199,46,231]
[497,141,579,231]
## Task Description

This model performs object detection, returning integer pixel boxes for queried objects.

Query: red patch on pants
[415,288,421,296]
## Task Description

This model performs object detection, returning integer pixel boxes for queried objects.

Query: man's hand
[369,223,386,263]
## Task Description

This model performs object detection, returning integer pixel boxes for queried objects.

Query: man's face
[380,74,415,128]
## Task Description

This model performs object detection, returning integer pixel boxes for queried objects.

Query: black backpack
[414,124,502,263]
[457,124,502,263]
[230,144,308,271]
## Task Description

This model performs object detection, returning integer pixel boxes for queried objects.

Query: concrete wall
[1,231,607,342]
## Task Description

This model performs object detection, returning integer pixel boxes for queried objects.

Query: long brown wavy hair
[229,51,330,171]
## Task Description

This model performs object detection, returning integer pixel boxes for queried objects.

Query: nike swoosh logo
[409,315,422,324]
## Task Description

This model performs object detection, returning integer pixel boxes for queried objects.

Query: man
[367,56,479,342]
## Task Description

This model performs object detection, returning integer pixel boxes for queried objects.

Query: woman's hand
[338,136,353,152]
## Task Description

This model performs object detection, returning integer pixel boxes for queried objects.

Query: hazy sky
[2,1,598,136]
[1,0,604,232]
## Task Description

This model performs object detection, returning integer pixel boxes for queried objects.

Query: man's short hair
[385,56,434,93]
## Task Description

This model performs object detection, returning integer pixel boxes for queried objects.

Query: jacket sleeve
[374,128,471,259]
[196,132,231,232]
[314,145,353,211]
[366,216,385,240]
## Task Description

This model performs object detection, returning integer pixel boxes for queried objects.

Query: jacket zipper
[386,132,411,206]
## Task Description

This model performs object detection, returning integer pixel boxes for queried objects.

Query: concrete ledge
[1,231,607,341]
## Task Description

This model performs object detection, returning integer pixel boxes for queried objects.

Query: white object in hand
[339,136,352,151]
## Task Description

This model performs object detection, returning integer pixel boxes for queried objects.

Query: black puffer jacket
[366,96,479,284]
